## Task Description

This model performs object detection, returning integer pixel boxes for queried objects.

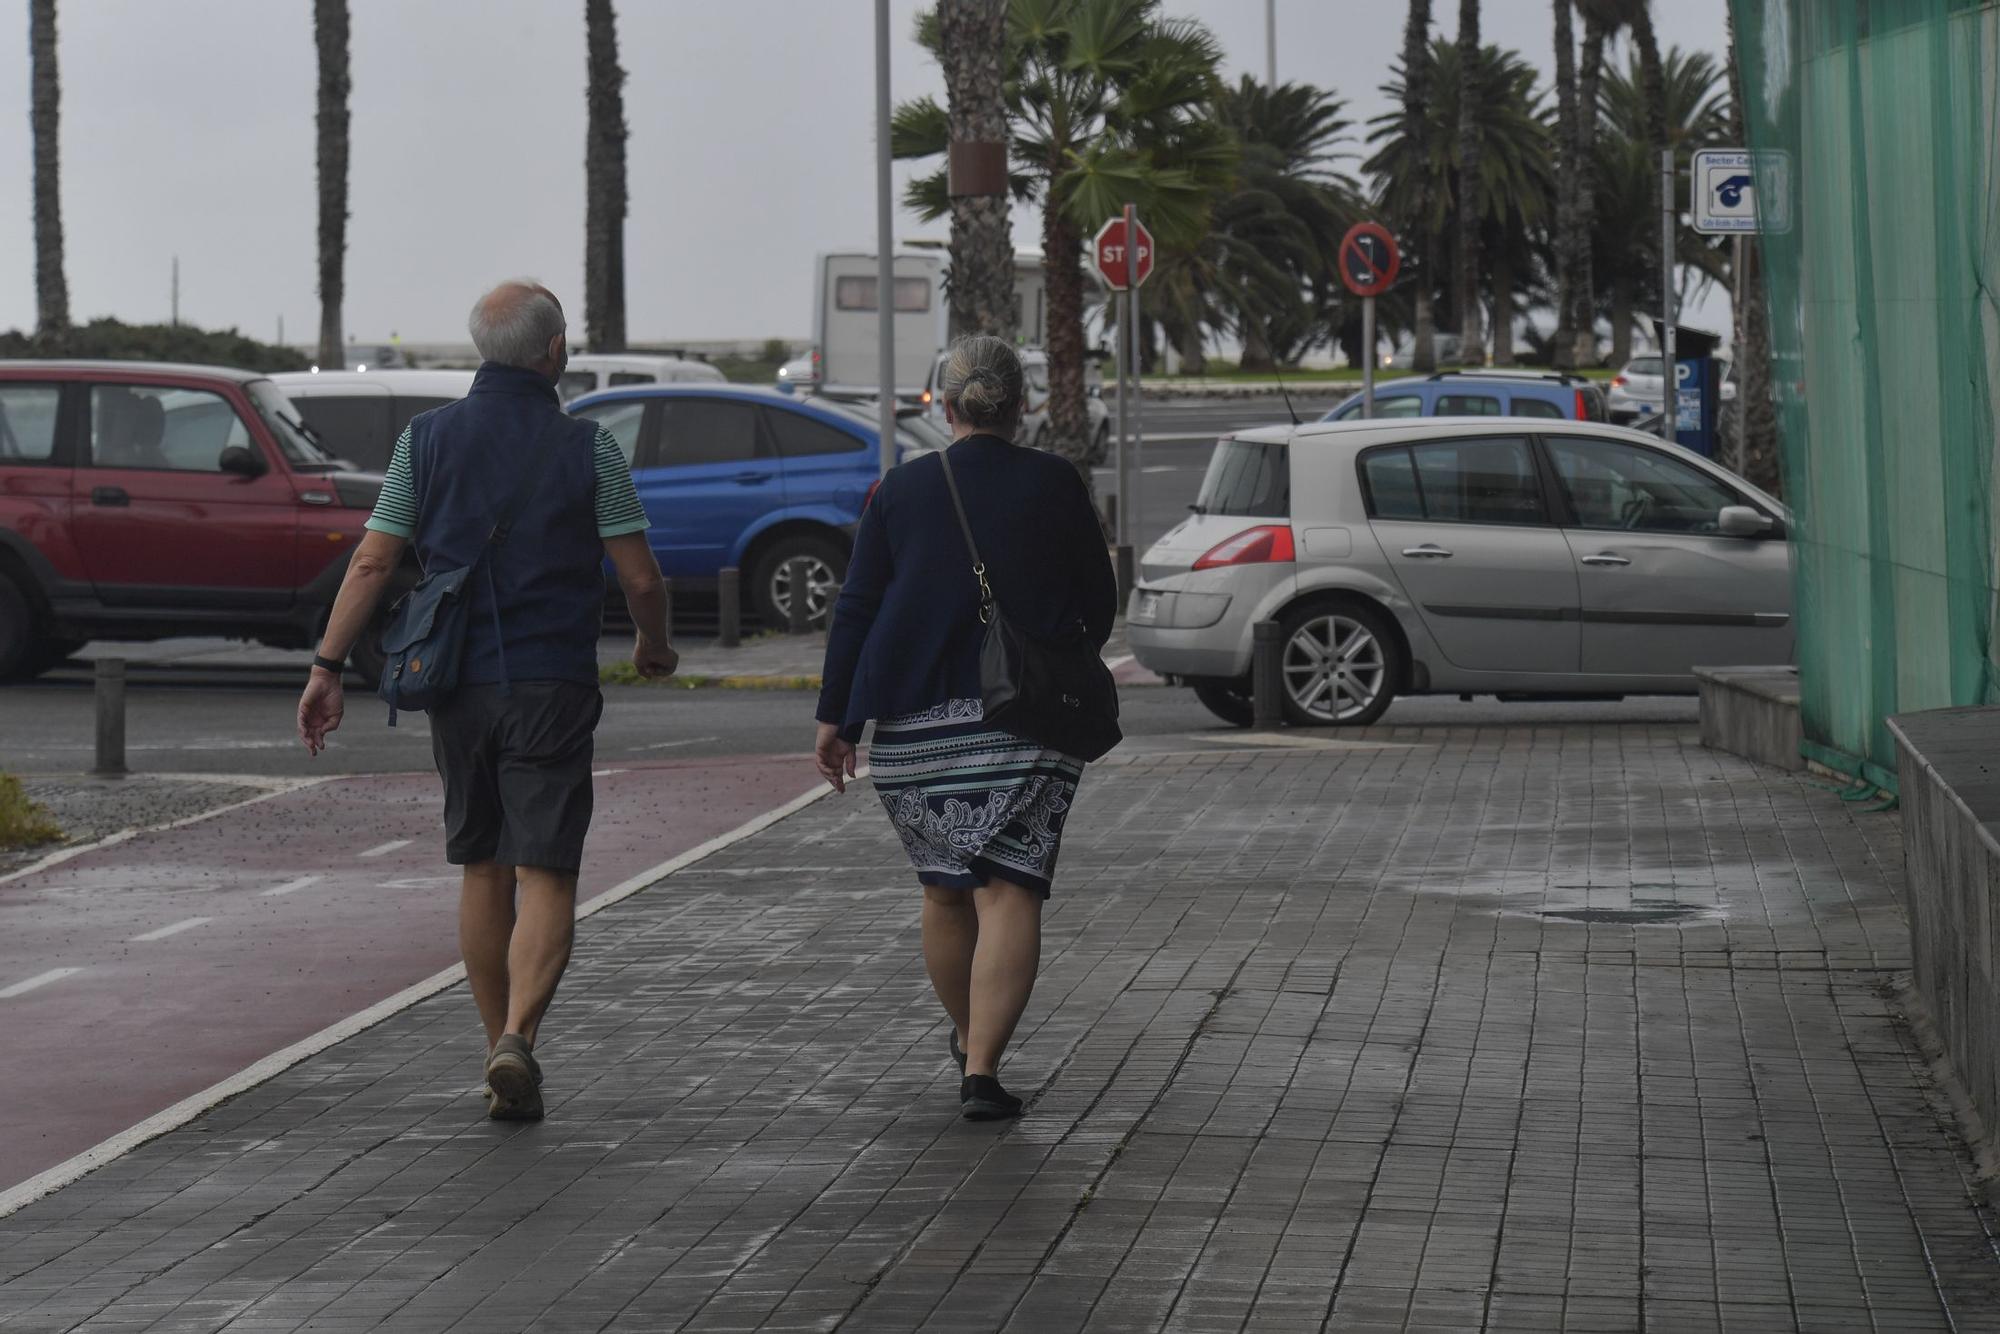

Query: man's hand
[633,634,679,679]
[815,721,857,794]
[298,669,345,757]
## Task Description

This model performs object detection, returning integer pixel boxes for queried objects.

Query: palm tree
[1592,46,1729,364]
[896,0,1232,484]
[1455,0,1483,364]
[1567,0,1626,365]
[1368,39,1552,366]
[937,0,1014,338]
[30,0,67,336]
[314,0,349,369]
[1724,6,1777,492]
[1398,0,1435,370]
[1550,0,1580,368]
[584,0,628,352]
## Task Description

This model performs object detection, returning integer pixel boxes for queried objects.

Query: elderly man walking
[296,280,677,1121]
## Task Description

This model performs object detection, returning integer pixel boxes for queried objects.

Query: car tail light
[1611,374,1628,388]
[920,388,932,405]
[1575,389,1589,419]
[1192,526,1295,571]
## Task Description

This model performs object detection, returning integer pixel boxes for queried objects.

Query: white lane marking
[260,875,324,898]
[0,779,837,1221]
[628,737,716,753]
[590,768,631,777]
[0,967,83,1000]
[0,778,331,887]
[1141,465,1180,474]
[1102,654,1136,671]
[130,917,211,943]
[358,839,412,859]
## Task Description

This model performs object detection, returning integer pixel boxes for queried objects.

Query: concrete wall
[1889,706,2000,1135]
[1696,667,1804,773]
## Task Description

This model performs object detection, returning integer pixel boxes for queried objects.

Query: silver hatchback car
[1128,418,1793,727]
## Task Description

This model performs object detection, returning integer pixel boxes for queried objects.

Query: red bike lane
[0,753,816,1193]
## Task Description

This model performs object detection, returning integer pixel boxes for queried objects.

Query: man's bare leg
[504,867,578,1046]
[458,861,518,1051]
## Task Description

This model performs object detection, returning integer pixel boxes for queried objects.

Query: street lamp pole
[1265,0,1276,85]
[874,0,896,477]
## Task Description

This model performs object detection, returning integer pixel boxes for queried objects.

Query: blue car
[1325,370,1607,423]
[568,385,923,627]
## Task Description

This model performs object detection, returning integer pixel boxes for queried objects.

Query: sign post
[1338,222,1401,417]
[1092,212,1154,560]
[1693,147,1786,472]
[1661,148,1676,444]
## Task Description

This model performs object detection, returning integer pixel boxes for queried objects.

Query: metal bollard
[786,558,811,635]
[1251,621,1284,730]
[660,576,675,644]
[94,658,128,777]
[717,567,741,648]
[1115,545,1135,605]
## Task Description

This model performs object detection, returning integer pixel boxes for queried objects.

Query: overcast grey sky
[0,0,1732,346]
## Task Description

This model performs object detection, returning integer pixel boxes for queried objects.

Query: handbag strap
[934,447,996,619]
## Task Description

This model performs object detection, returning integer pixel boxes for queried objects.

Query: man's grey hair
[468,280,566,368]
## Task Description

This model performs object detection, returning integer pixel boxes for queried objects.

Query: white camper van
[813,253,947,399]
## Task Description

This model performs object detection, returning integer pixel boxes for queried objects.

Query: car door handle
[1581,553,1632,566]
[1402,544,1453,559]
[91,486,130,507]
[731,471,774,485]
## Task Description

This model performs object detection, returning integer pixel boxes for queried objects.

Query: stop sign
[1092,216,1155,291]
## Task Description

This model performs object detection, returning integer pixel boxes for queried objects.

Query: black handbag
[935,447,1122,762]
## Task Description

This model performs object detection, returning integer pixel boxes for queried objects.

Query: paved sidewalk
[3,728,1997,1332]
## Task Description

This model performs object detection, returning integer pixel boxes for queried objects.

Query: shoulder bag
[935,447,1122,762]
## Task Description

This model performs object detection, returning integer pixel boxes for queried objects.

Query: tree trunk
[939,0,1014,339]
[585,0,629,353]
[1041,202,1094,494]
[314,0,349,368]
[1550,0,1579,369]
[1456,0,1483,364]
[1610,272,1633,367]
[1491,239,1514,366]
[1725,6,1779,493]
[1569,18,1608,366]
[1238,323,1275,374]
[1414,234,1439,371]
[1401,0,1434,372]
[1178,321,1207,376]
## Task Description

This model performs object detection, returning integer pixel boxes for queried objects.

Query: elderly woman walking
[814,336,1119,1120]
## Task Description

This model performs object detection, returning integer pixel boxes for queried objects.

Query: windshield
[1194,439,1289,517]
[813,398,943,454]
[1626,357,1664,376]
[246,379,340,468]
[897,412,950,451]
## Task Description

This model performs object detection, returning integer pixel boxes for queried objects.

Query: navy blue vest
[407,362,603,686]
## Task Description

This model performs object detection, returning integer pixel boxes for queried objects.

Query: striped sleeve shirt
[364,425,650,539]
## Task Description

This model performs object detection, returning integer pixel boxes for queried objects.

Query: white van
[559,353,724,403]
[269,369,475,473]
[813,253,947,399]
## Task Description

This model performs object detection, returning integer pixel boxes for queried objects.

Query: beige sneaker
[485,1034,544,1121]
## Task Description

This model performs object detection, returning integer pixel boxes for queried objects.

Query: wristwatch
[312,654,346,674]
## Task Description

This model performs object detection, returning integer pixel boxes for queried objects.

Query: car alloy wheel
[1282,612,1388,724]
[770,555,839,626]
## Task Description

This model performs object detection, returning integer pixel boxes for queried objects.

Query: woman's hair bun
[941,336,1025,431]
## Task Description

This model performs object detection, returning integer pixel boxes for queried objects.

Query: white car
[558,353,724,403]
[268,369,475,473]
[1610,354,1736,423]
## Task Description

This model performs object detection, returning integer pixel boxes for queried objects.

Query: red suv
[0,361,393,681]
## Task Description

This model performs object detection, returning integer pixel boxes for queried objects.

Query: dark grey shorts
[429,681,604,874]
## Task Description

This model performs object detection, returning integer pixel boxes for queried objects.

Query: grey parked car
[1128,418,1793,727]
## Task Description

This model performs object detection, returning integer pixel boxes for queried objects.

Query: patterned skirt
[870,700,1086,899]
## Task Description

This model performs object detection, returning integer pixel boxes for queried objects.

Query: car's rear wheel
[0,579,46,683]
[1278,600,1401,727]
[1192,677,1255,728]
[752,534,847,630]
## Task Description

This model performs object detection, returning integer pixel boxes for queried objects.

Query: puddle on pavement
[1537,899,1722,926]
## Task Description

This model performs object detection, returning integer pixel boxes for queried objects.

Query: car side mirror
[1718,505,1772,538]
[219,445,267,479]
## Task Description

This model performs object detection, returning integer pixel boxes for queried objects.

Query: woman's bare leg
[922,885,978,1047]
[964,878,1042,1078]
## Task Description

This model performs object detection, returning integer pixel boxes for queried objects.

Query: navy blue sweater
[816,434,1118,740]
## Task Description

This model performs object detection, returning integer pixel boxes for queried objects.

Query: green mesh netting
[1732,0,2000,789]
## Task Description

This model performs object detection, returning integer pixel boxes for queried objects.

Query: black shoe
[960,1074,1022,1121]
[948,1030,967,1076]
